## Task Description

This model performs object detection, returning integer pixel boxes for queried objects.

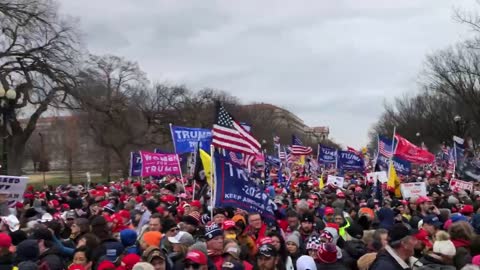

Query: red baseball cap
[185,250,207,265]
[118,210,130,220]
[461,205,474,215]
[416,196,432,205]
[223,220,236,230]
[190,200,202,209]
[68,264,86,270]
[324,207,335,215]
[0,233,11,248]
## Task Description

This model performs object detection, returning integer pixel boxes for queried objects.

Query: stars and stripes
[378,136,394,158]
[279,151,286,160]
[291,135,312,155]
[212,103,261,155]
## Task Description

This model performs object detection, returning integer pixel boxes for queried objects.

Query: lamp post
[0,85,16,175]
[454,115,462,136]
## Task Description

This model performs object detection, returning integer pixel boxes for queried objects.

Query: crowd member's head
[189,200,202,213]
[72,246,93,270]
[161,219,179,238]
[422,215,442,236]
[286,233,300,256]
[168,231,194,255]
[149,214,162,232]
[334,214,345,227]
[432,231,456,265]
[120,229,138,251]
[268,231,287,259]
[71,218,90,238]
[222,240,241,263]
[448,221,474,242]
[0,233,11,257]
[140,231,162,251]
[324,207,335,222]
[417,196,434,215]
[306,235,321,260]
[97,260,116,270]
[296,255,317,270]
[77,233,100,249]
[142,247,166,270]
[30,227,54,254]
[256,244,279,270]
[182,212,200,234]
[247,213,262,231]
[213,208,227,225]
[118,254,141,270]
[223,220,238,240]
[317,243,338,264]
[184,250,208,270]
[286,210,299,231]
[205,223,224,253]
[388,224,418,261]
[90,216,111,241]
[300,213,314,235]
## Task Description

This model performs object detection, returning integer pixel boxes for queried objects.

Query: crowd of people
[1,169,480,270]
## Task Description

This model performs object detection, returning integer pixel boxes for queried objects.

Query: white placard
[400,182,427,198]
[450,179,473,192]
[0,175,28,205]
[327,175,345,187]
[367,171,388,184]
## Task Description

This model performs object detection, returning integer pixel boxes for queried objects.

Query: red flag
[347,146,361,156]
[394,135,435,164]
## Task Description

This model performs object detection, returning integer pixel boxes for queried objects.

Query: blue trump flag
[453,136,465,168]
[337,150,364,171]
[376,154,411,175]
[213,151,276,223]
[129,152,142,177]
[317,145,338,164]
[171,125,212,154]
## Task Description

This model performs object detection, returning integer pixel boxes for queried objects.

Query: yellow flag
[298,155,305,165]
[319,174,324,189]
[199,149,212,187]
[388,161,401,197]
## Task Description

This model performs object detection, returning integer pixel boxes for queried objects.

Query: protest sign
[337,151,364,171]
[400,182,427,198]
[171,125,212,154]
[0,175,28,205]
[213,151,276,223]
[326,175,345,187]
[140,151,181,177]
[449,179,473,192]
[367,171,388,183]
[376,154,411,175]
[318,145,337,165]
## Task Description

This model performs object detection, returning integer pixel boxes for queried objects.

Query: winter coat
[452,239,472,270]
[38,246,64,270]
[370,246,412,270]
[413,254,456,270]
[315,261,349,270]
[342,239,368,270]
[0,253,13,270]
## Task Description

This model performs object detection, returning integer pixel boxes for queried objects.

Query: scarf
[451,238,470,248]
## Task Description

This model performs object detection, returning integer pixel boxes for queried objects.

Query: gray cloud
[59,0,477,147]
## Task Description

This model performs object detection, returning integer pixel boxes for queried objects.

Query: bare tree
[0,0,79,175]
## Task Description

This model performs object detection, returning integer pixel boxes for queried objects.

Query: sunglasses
[169,228,179,233]
[184,263,201,269]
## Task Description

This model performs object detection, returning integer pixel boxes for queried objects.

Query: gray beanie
[447,195,459,205]
[188,241,208,257]
[286,233,300,247]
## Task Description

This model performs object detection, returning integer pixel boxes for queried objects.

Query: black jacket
[0,253,13,270]
[370,247,411,270]
[38,246,64,270]
[342,239,368,270]
[416,254,456,270]
[315,261,349,270]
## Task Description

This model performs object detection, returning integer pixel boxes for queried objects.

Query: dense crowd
[1,172,480,270]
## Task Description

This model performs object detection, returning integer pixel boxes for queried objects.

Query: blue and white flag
[453,136,465,168]
[171,125,212,154]
[213,151,276,223]
[337,150,364,171]
[129,152,142,177]
[266,155,281,167]
[376,154,411,175]
[317,145,338,164]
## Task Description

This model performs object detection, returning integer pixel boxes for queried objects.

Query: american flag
[229,151,255,171]
[378,136,393,158]
[447,148,455,172]
[279,151,286,160]
[291,135,312,155]
[212,103,261,155]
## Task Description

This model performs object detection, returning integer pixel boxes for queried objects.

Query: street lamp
[0,85,16,175]
[454,115,462,136]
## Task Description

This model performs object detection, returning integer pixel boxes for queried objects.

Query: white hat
[168,231,194,245]
[1,215,19,232]
[296,255,317,270]
[433,231,456,257]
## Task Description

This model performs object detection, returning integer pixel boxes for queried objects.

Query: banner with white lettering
[376,154,411,175]
[326,175,345,187]
[400,182,427,199]
[449,179,473,192]
[213,151,276,223]
[171,125,212,154]
[337,150,364,171]
[129,152,142,177]
[0,175,28,205]
[140,151,181,177]
[317,145,338,165]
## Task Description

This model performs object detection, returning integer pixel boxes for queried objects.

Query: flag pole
[210,144,215,221]
[388,126,397,177]
[334,149,338,170]
[169,123,186,199]
[192,143,198,201]
[453,137,457,178]
[317,144,320,163]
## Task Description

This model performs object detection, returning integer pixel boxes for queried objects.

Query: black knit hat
[346,223,364,239]
[162,218,178,233]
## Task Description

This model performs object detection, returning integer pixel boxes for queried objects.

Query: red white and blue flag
[291,135,312,155]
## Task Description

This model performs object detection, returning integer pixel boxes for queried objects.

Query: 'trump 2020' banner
[171,125,212,154]
[214,151,275,223]
[140,151,181,177]
[337,150,364,171]
[317,145,337,165]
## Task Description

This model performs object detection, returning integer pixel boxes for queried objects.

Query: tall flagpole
[388,127,397,176]
[453,137,457,178]
[317,144,320,163]
[210,144,215,221]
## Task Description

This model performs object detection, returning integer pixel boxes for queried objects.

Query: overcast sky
[59,0,477,148]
